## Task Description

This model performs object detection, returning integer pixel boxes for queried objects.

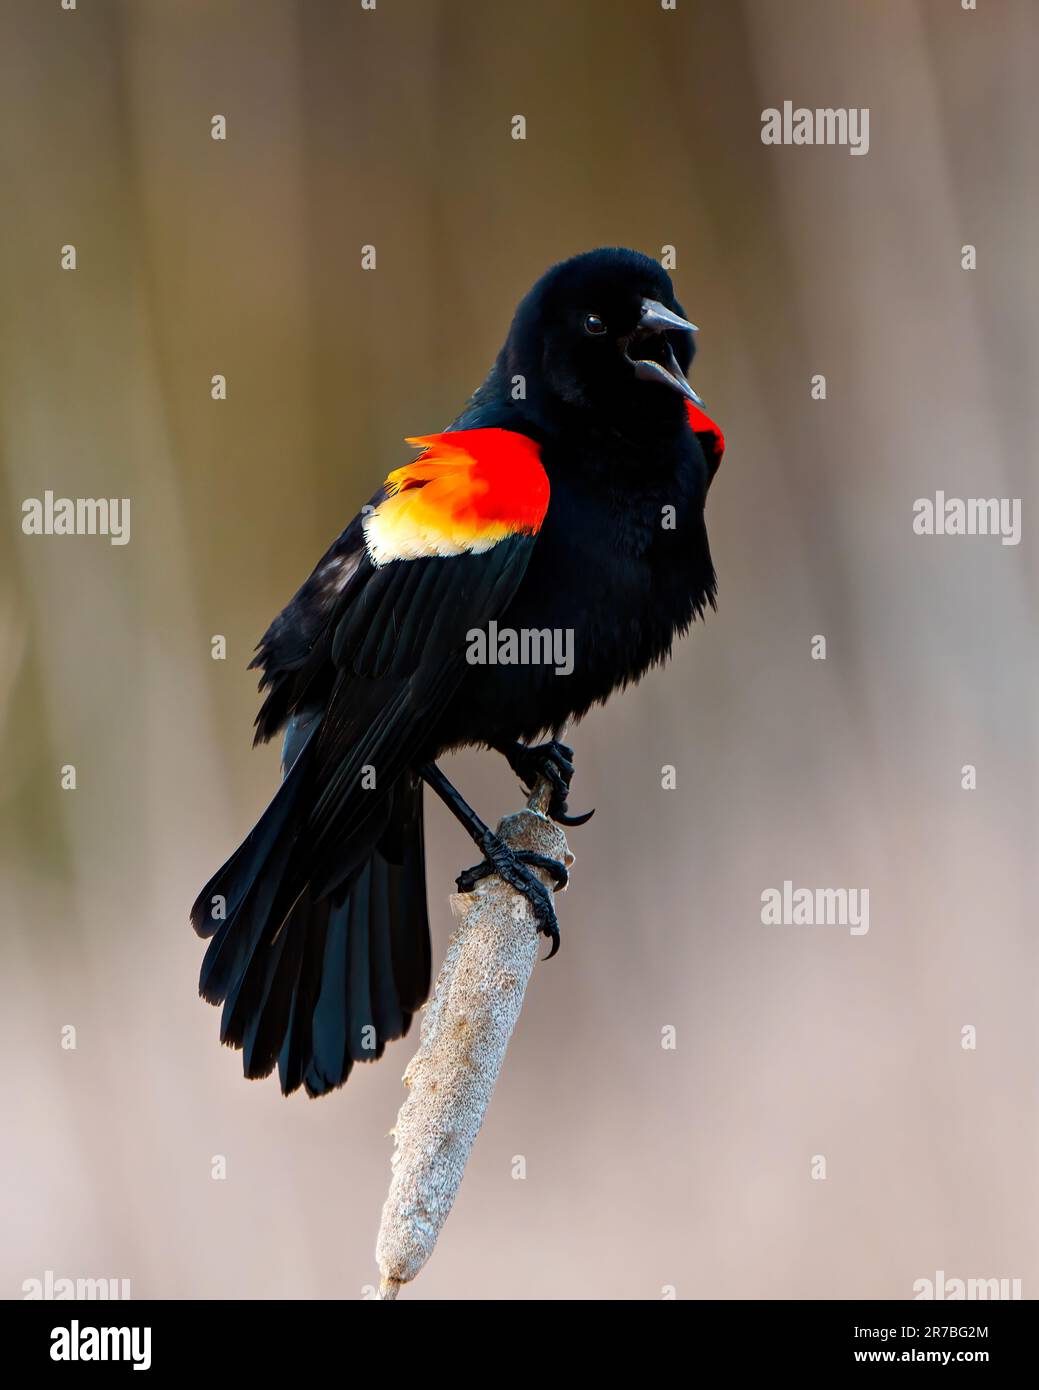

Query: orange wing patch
[363,429,549,567]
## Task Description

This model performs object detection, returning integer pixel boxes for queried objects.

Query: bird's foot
[505,739,595,827]
[455,834,566,957]
[457,849,569,894]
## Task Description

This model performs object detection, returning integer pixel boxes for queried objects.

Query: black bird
[191,247,724,1097]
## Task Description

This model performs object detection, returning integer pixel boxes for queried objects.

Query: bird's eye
[584,314,607,336]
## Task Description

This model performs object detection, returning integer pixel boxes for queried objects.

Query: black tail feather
[192,761,430,1099]
[190,761,303,943]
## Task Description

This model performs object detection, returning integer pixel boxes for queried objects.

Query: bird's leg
[496,739,595,827]
[419,762,567,957]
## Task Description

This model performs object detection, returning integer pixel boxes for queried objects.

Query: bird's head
[505,247,702,424]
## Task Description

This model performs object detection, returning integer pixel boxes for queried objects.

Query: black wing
[249,512,537,896]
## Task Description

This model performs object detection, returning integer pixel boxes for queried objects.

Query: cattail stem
[374,775,570,1297]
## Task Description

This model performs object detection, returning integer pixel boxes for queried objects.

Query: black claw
[524,763,570,804]
[457,850,568,895]
[518,851,569,891]
[455,839,563,955]
[508,739,593,830]
[509,740,576,797]
[455,862,492,892]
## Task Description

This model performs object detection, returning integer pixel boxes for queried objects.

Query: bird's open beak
[626,300,704,406]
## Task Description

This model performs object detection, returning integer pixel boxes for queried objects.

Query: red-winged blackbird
[191,247,724,1097]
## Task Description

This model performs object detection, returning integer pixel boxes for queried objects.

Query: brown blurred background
[1,0,1036,1300]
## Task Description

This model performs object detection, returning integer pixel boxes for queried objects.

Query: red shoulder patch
[685,400,725,472]
[363,428,549,566]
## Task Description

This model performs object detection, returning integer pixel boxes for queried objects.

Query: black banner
[3,1297,1032,1373]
